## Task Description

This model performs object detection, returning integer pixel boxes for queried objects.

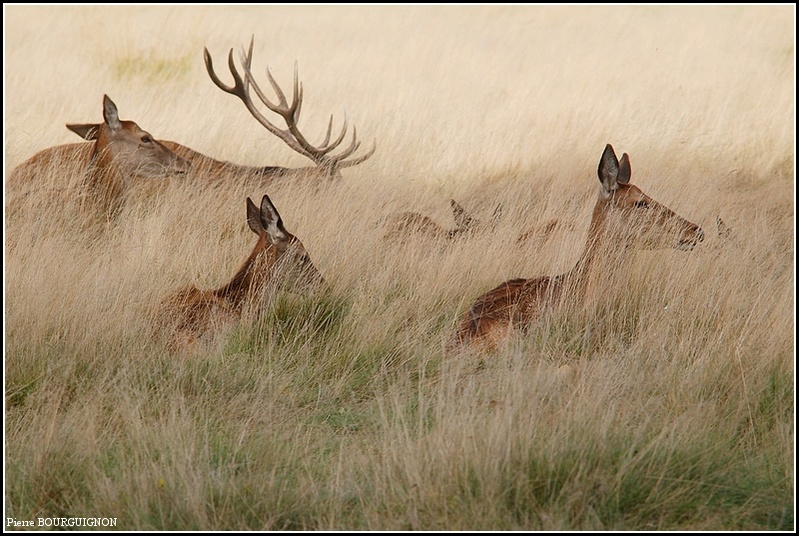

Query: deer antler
[204,37,375,177]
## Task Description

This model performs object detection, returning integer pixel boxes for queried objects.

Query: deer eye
[141,135,153,144]
[635,200,650,209]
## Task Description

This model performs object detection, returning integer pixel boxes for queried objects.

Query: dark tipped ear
[66,123,101,140]
[259,195,288,244]
[450,199,477,230]
[617,153,631,184]
[246,197,264,235]
[716,216,733,240]
[598,144,620,196]
[103,95,122,132]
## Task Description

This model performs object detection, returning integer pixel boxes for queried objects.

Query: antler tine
[312,111,349,156]
[292,62,301,121]
[332,126,362,161]
[244,62,313,161]
[339,139,377,169]
[206,43,293,146]
[304,110,374,169]
[294,68,304,123]
[261,66,291,111]
[242,37,254,72]
[329,111,350,152]
[204,46,247,99]
[244,59,299,122]
[336,130,377,169]
[246,58,355,162]
[256,65,337,161]
[319,115,335,148]
[214,44,311,159]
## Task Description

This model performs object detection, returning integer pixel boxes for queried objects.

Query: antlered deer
[451,144,705,351]
[385,199,501,241]
[66,38,376,185]
[159,194,324,351]
[9,95,189,218]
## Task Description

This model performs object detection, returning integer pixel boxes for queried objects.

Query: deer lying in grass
[384,199,501,241]
[159,194,324,351]
[67,39,375,186]
[9,95,189,218]
[450,144,705,351]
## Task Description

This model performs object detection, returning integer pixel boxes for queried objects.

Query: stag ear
[103,95,122,132]
[597,144,620,197]
[258,195,288,245]
[66,123,101,140]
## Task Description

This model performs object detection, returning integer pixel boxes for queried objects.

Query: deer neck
[561,195,623,296]
[214,237,276,311]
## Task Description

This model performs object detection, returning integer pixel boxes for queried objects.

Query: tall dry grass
[4,5,794,530]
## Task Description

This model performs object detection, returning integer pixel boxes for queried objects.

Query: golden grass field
[4,5,795,530]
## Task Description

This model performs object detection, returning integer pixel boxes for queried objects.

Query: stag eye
[635,200,650,209]
[141,135,152,144]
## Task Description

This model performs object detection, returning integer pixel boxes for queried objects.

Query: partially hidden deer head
[384,199,500,241]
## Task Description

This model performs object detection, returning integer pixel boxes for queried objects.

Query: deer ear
[598,144,620,196]
[617,153,631,184]
[259,195,288,244]
[66,123,101,140]
[103,95,122,132]
[450,199,478,230]
[246,197,264,235]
